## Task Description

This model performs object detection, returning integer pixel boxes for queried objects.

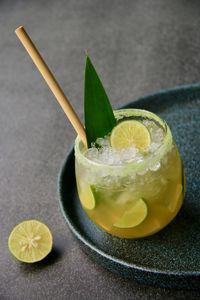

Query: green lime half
[8,220,53,263]
[114,198,148,228]
[79,185,96,210]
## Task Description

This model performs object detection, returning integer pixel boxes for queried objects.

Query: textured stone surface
[1,0,200,299]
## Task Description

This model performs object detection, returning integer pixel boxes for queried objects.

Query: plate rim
[57,84,200,278]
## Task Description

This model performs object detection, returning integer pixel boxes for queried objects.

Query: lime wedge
[114,198,148,228]
[110,120,151,150]
[79,185,96,210]
[8,220,53,263]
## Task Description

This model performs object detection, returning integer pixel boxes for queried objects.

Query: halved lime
[79,185,96,210]
[8,220,53,263]
[110,120,151,150]
[114,198,148,228]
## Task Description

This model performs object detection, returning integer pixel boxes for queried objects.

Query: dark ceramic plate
[58,84,200,289]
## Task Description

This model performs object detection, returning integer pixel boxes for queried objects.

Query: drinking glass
[75,109,185,238]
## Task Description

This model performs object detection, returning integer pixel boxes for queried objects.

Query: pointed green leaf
[84,56,116,147]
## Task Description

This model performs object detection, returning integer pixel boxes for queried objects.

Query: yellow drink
[75,109,185,238]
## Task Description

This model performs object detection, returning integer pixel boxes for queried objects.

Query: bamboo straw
[15,26,87,148]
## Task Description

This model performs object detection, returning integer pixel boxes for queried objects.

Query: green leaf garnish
[84,56,116,147]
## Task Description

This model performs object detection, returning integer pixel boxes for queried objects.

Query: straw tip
[15,25,24,34]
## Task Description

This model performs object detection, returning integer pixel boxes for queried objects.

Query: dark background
[0,0,200,299]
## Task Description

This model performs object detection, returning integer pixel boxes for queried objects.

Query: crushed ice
[84,120,164,167]
[85,140,143,166]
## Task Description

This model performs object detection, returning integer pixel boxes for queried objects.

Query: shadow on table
[19,246,62,273]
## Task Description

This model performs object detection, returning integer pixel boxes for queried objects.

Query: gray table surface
[1,0,200,299]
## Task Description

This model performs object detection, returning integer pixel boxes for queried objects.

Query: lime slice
[110,120,151,150]
[167,183,183,213]
[8,220,53,263]
[79,185,96,210]
[114,198,148,228]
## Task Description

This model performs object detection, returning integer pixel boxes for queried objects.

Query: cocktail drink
[75,109,185,238]
[15,29,185,240]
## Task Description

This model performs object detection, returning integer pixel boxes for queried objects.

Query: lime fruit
[114,198,148,228]
[8,220,53,263]
[110,120,151,150]
[79,185,96,210]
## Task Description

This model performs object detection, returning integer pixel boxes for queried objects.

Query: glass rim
[74,109,173,173]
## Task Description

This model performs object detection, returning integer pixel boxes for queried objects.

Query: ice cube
[149,162,161,171]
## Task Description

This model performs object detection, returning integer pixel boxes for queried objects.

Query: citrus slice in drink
[8,220,53,263]
[110,120,151,150]
[79,185,96,210]
[114,198,148,228]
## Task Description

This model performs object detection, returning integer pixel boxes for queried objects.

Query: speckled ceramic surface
[58,84,200,289]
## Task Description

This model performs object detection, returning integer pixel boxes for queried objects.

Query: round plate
[58,84,200,289]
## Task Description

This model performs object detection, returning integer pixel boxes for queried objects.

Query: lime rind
[114,198,148,228]
[8,220,53,263]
